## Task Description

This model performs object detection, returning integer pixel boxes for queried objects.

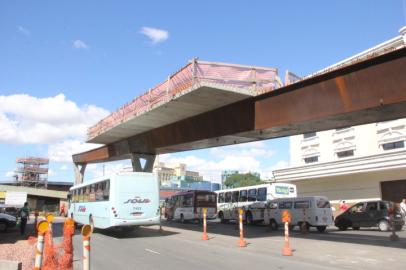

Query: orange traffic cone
[238,209,247,247]
[282,222,292,256]
[201,208,209,240]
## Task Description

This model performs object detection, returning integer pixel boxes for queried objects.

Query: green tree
[224,173,262,188]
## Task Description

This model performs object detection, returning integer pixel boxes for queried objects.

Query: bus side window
[84,186,90,202]
[239,190,247,202]
[90,184,96,202]
[218,193,224,203]
[294,201,310,209]
[232,191,239,203]
[78,188,83,202]
[96,183,103,201]
[278,201,292,209]
[225,192,231,203]
[103,180,110,200]
[257,187,267,201]
[248,189,257,202]
[183,194,193,207]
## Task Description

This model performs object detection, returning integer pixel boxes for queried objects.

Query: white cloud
[72,40,89,49]
[18,26,30,36]
[210,141,275,158]
[60,165,68,171]
[85,162,130,179]
[0,93,109,144]
[159,153,261,183]
[260,160,290,180]
[140,27,169,44]
[270,160,289,171]
[159,142,284,183]
[48,169,55,176]
[5,171,15,177]
[48,140,103,163]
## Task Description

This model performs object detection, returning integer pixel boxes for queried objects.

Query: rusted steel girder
[72,47,406,164]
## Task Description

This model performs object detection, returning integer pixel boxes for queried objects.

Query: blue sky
[0,1,405,183]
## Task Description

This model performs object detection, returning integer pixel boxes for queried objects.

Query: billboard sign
[5,191,27,206]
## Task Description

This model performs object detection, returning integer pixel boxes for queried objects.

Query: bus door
[231,191,239,219]
[224,192,232,219]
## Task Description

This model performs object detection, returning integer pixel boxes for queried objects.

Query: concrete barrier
[0,260,22,270]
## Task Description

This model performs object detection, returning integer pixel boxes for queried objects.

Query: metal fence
[87,60,281,141]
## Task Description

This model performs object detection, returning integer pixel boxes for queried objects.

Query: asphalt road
[50,220,406,270]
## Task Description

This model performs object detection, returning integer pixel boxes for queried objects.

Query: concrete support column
[130,154,156,172]
[74,163,87,185]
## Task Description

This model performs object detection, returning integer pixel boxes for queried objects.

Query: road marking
[145,248,160,255]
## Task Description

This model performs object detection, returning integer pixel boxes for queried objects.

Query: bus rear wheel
[269,220,278,231]
[317,226,327,232]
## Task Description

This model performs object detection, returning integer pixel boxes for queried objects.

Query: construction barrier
[59,218,75,270]
[42,213,58,270]
[33,220,49,270]
[82,224,93,270]
[282,210,293,256]
[34,210,39,235]
[238,209,247,247]
[201,208,209,241]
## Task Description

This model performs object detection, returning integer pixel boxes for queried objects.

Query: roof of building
[0,184,67,199]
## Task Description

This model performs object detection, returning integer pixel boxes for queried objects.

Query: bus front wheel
[218,212,227,224]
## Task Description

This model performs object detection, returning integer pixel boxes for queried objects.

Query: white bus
[262,196,334,232]
[215,183,297,224]
[68,172,160,230]
[164,190,217,223]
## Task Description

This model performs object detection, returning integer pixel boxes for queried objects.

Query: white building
[273,26,406,209]
[153,162,203,187]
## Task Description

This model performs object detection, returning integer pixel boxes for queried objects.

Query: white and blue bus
[215,183,297,224]
[68,172,160,229]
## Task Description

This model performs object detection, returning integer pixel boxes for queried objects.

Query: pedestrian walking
[339,200,348,212]
[60,203,66,217]
[19,202,30,236]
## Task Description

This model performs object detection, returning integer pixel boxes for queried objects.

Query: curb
[0,260,22,270]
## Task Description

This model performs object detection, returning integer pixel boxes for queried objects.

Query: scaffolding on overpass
[87,59,284,142]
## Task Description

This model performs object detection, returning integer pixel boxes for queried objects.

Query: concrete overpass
[72,47,406,183]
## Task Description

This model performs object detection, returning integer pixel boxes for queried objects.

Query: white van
[262,196,334,232]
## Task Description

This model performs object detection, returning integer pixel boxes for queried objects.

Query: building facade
[273,26,406,208]
[153,162,203,187]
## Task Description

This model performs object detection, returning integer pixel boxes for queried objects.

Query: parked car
[334,200,405,231]
[0,213,17,232]
[0,207,19,218]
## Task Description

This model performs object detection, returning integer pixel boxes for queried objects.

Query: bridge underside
[73,48,406,165]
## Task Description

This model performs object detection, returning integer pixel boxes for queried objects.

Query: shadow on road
[94,226,179,239]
